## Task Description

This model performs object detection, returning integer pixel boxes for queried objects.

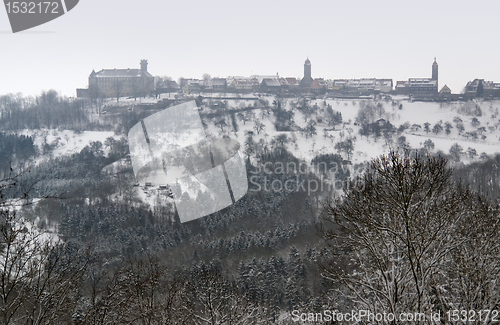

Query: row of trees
[0,207,267,325]
[0,91,86,130]
[0,133,36,176]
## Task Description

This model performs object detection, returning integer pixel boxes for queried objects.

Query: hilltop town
[76,58,500,102]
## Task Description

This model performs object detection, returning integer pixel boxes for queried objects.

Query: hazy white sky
[1,0,499,97]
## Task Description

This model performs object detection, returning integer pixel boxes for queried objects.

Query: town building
[310,78,328,93]
[439,84,451,94]
[395,81,407,93]
[278,77,299,90]
[182,79,202,93]
[396,58,439,97]
[165,80,180,92]
[78,60,154,99]
[464,79,500,97]
[332,78,393,94]
[211,78,227,91]
[406,78,438,97]
[261,78,281,91]
[227,77,260,91]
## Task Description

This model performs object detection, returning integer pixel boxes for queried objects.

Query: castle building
[78,60,154,98]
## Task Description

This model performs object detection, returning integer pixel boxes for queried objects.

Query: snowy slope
[208,97,500,164]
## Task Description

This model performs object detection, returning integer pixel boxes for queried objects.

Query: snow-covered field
[199,97,500,164]
[13,129,117,162]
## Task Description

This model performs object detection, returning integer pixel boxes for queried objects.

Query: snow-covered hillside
[12,129,118,162]
[60,97,500,166]
[201,96,500,164]
[8,96,500,212]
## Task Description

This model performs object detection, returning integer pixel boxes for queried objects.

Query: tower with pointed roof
[300,58,313,88]
[432,57,438,85]
[304,58,311,80]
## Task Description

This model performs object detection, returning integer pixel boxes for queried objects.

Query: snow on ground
[394,100,500,155]
[406,133,499,156]
[10,97,500,212]
[210,97,500,165]
[50,130,116,156]
[1,199,60,252]
[13,129,117,160]
[12,97,500,175]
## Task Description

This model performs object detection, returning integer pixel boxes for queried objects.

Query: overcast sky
[1,0,499,97]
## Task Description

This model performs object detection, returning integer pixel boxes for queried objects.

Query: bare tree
[304,120,317,138]
[215,118,228,133]
[113,80,124,102]
[186,265,262,325]
[355,102,377,125]
[88,85,104,115]
[423,139,435,151]
[80,256,189,325]
[334,139,354,160]
[274,134,288,148]
[253,121,265,135]
[131,78,143,101]
[0,169,92,325]
[447,194,500,315]
[319,151,483,320]
[449,143,463,162]
[202,73,211,89]
[0,207,90,324]
[154,76,172,98]
[237,111,255,126]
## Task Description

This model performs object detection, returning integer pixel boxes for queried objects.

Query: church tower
[432,57,438,82]
[300,58,313,88]
[304,58,311,80]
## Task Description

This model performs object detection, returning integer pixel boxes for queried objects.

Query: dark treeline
[4,140,341,321]
[0,91,86,130]
[452,153,500,199]
[0,203,322,325]
[0,132,36,176]
[5,150,500,324]
[1,137,128,203]
[0,91,155,135]
[2,147,333,324]
[21,145,326,257]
